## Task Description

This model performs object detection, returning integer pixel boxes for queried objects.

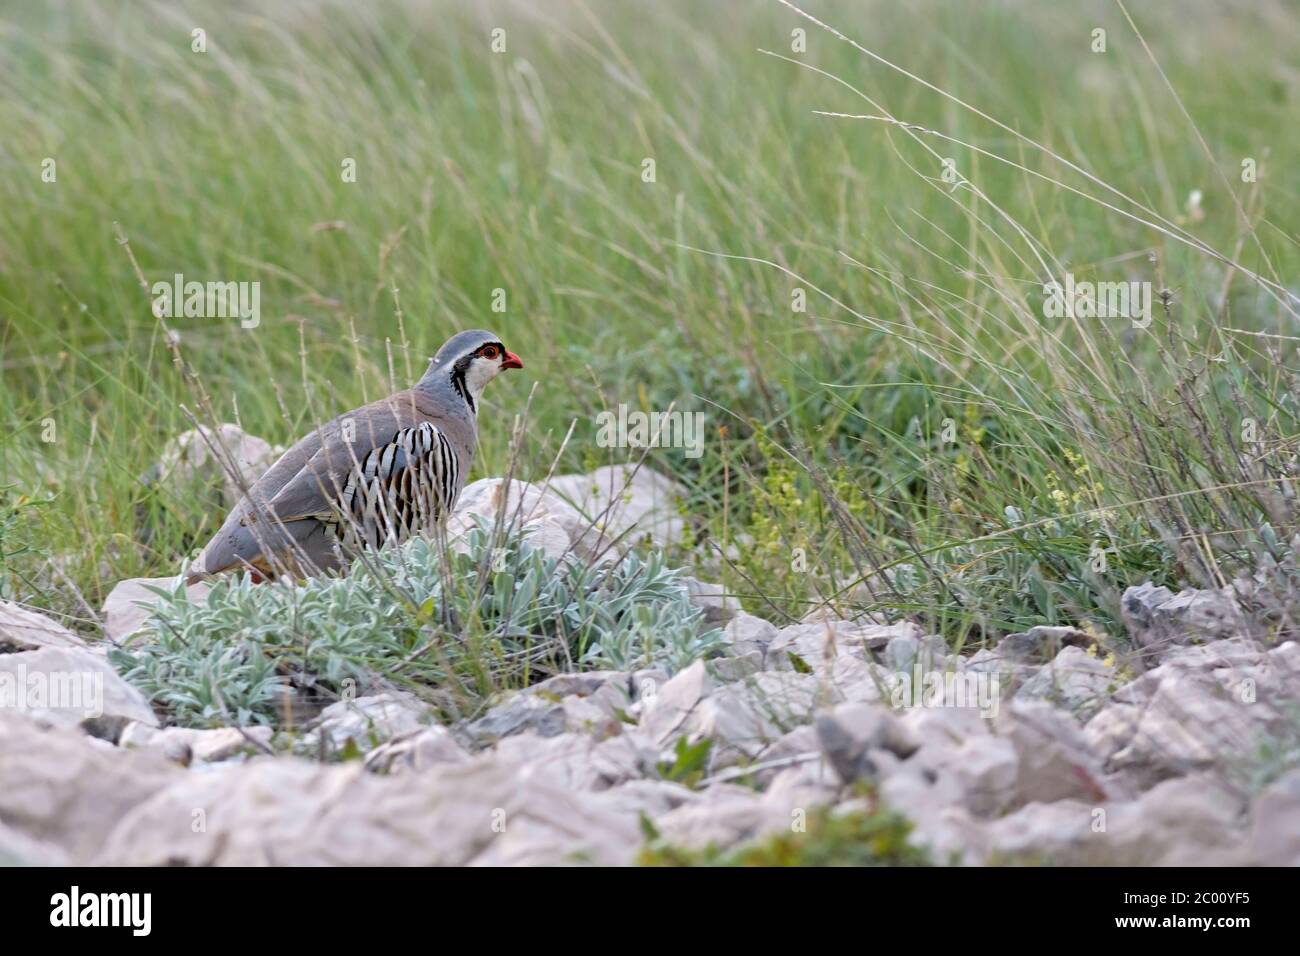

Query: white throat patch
[462,355,500,405]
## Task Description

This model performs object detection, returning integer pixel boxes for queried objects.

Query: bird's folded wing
[241,410,412,526]
[245,410,462,527]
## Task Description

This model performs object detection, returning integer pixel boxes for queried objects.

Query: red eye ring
[481,345,500,360]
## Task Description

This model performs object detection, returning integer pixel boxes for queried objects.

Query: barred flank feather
[333,421,461,551]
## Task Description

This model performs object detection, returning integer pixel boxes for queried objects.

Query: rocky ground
[1,426,1298,866]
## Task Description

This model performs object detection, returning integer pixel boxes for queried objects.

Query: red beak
[502,350,523,370]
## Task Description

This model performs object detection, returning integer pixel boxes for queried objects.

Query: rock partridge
[186,329,522,584]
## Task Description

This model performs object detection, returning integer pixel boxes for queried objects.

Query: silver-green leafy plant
[112,517,723,727]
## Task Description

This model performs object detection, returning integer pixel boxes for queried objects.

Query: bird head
[424,329,523,414]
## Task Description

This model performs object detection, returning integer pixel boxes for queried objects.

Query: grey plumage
[187,329,522,583]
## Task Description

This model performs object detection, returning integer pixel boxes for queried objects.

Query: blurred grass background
[2,0,1298,649]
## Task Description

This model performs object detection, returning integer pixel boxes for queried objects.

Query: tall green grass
[2,0,1297,653]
